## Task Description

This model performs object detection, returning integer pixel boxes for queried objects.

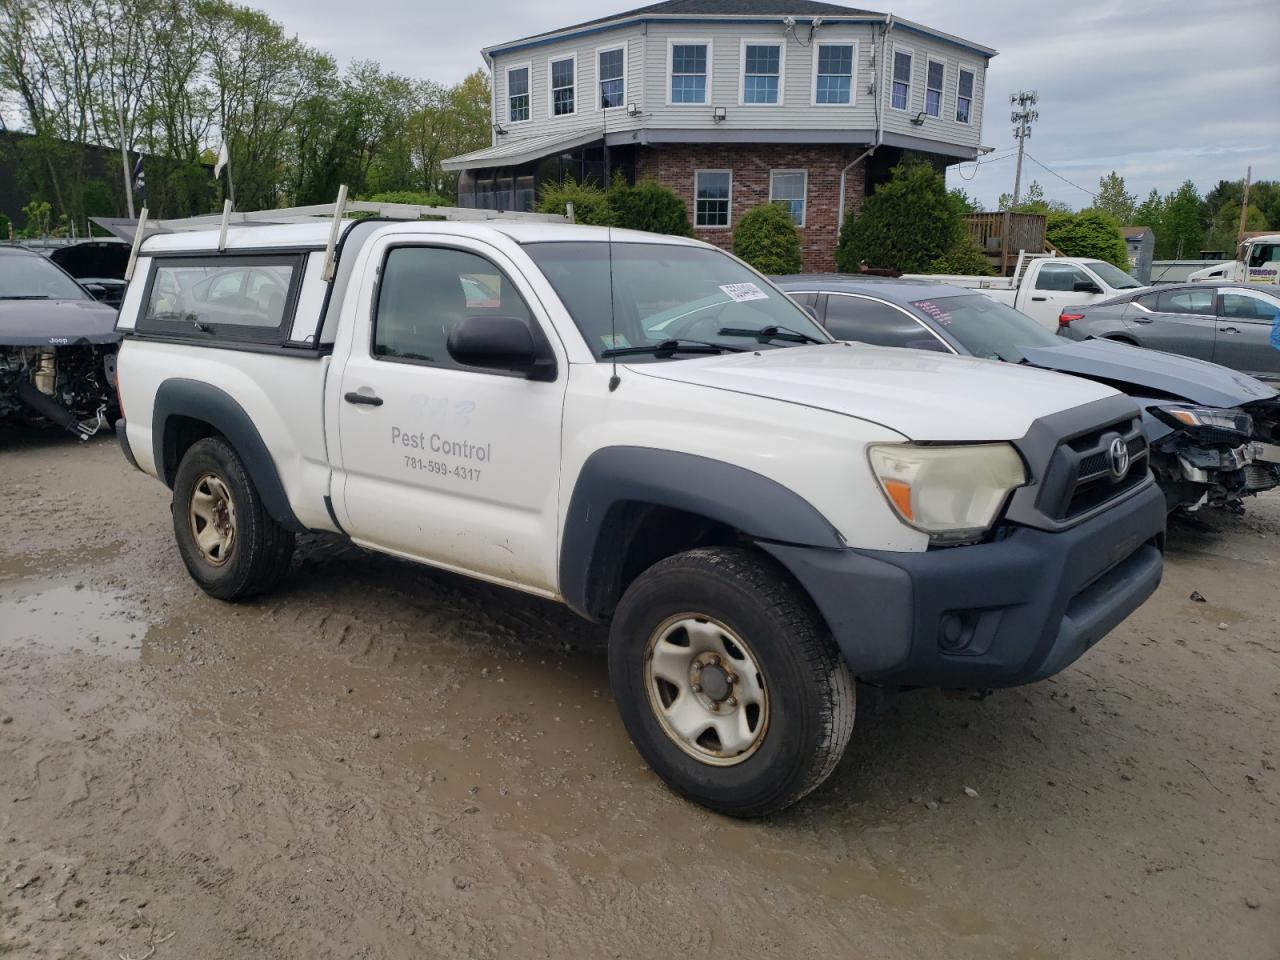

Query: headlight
[868,443,1026,544]
[1152,405,1253,436]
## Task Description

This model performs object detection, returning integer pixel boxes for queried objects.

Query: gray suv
[1056,282,1280,382]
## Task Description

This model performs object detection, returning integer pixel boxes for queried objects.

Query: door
[1214,287,1280,378]
[333,236,568,594]
[1125,286,1218,361]
[1021,261,1099,329]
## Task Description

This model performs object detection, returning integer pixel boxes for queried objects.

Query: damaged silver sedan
[0,246,118,439]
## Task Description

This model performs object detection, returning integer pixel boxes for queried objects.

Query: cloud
[254,0,1280,208]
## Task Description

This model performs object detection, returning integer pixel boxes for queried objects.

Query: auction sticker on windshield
[719,282,769,303]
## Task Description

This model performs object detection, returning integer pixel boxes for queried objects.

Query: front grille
[1244,462,1280,493]
[1038,417,1149,522]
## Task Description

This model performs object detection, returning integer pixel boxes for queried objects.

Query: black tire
[171,436,295,601]
[608,546,855,817]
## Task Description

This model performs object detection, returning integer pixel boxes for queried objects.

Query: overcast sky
[256,0,1279,209]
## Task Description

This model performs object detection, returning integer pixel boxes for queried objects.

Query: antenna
[607,226,620,392]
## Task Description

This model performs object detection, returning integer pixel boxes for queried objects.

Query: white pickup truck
[1189,234,1280,285]
[908,254,1146,330]
[111,200,1165,816]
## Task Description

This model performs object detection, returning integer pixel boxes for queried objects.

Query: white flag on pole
[213,141,229,179]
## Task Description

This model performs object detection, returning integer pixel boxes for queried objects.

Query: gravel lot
[1,428,1277,959]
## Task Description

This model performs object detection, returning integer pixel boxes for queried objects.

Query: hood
[0,298,121,346]
[1019,339,1277,409]
[47,242,129,281]
[627,342,1121,442]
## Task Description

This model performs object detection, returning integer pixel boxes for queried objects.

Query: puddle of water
[0,579,147,657]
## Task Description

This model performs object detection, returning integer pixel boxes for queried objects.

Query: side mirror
[1073,279,1103,294]
[447,315,555,380]
[83,282,108,300]
[800,303,819,321]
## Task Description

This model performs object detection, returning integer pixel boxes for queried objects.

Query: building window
[925,59,945,118]
[599,47,625,109]
[507,65,530,123]
[891,47,912,111]
[670,42,708,103]
[550,56,576,116]
[694,170,731,228]
[814,43,854,105]
[956,66,974,123]
[742,42,782,104]
[769,170,807,227]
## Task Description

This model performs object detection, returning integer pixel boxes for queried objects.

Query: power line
[1023,152,1099,200]
[954,146,1020,181]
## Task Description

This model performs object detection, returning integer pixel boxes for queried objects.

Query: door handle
[1031,296,1048,302]
[1220,326,1240,335]
[1130,316,1153,324]
[344,391,383,407]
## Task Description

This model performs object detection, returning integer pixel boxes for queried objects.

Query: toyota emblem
[1108,436,1130,479]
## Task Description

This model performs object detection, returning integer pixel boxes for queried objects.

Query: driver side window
[373,246,535,369]
[1034,263,1091,291]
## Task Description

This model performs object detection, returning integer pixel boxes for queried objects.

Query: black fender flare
[152,378,306,533]
[559,446,845,620]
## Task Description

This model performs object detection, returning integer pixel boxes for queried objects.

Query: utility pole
[118,103,135,220]
[1237,165,1252,249]
[1009,90,1039,206]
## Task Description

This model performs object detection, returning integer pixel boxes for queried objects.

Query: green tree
[1155,180,1205,259]
[997,180,1071,214]
[607,178,693,236]
[732,202,802,274]
[1208,203,1269,255]
[535,177,616,225]
[1044,209,1130,268]
[1095,171,1137,224]
[837,159,964,272]
[929,235,993,275]
[948,187,979,214]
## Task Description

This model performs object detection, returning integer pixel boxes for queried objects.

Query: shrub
[535,177,617,225]
[927,235,993,275]
[1045,209,1130,269]
[0,212,10,239]
[362,190,452,208]
[608,178,693,236]
[732,202,803,275]
[836,159,963,273]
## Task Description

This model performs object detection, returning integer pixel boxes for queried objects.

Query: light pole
[1010,90,1039,206]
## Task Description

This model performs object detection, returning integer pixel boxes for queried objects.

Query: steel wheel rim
[643,613,769,767]
[189,472,236,567]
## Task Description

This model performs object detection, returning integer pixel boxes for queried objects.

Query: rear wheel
[609,547,855,817]
[172,437,294,600]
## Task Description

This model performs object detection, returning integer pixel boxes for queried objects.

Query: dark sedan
[1056,282,1280,382]
[774,275,1280,513]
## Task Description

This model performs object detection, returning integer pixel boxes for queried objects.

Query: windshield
[1085,260,1142,290]
[911,294,1061,363]
[0,253,90,301]
[522,241,830,361]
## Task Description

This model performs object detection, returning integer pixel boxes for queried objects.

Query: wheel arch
[153,378,306,533]
[559,446,845,622]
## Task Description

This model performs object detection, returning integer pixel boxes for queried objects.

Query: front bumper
[762,479,1166,690]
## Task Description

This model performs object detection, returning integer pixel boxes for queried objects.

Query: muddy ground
[0,428,1276,960]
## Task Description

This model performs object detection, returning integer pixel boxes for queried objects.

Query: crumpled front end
[0,343,117,439]
[1242,396,1280,497]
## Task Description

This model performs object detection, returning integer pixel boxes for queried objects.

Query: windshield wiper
[717,324,825,345]
[0,295,51,300]
[602,337,748,359]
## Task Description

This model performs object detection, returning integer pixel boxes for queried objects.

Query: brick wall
[635,143,865,272]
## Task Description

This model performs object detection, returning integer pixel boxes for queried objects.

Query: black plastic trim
[119,330,330,357]
[151,378,305,533]
[559,446,845,620]
[115,417,140,471]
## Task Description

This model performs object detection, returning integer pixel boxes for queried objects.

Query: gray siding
[487,20,987,152]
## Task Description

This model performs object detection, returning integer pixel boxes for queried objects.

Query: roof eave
[483,12,996,60]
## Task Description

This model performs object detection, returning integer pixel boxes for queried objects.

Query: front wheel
[172,437,295,600]
[608,547,855,817]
